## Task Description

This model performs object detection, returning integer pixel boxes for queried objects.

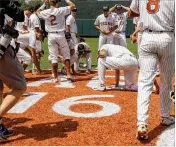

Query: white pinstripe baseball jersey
[130,0,175,31]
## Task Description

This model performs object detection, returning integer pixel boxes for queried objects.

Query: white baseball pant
[98,34,114,51]
[48,33,70,64]
[113,32,127,47]
[98,54,138,86]
[137,32,175,126]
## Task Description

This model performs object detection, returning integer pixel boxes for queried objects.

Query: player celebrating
[128,0,175,140]
[37,0,76,83]
[66,7,80,44]
[109,4,130,47]
[97,44,138,91]
[94,6,118,51]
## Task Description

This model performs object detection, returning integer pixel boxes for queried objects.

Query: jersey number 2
[50,15,57,26]
[146,0,160,14]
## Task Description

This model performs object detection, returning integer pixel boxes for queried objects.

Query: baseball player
[66,7,79,44]
[15,8,32,34]
[28,5,43,75]
[74,41,92,74]
[94,6,118,51]
[16,32,43,71]
[59,32,78,75]
[97,44,138,91]
[109,4,130,47]
[128,0,175,140]
[37,0,76,83]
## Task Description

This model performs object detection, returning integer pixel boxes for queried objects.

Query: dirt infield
[1,70,175,146]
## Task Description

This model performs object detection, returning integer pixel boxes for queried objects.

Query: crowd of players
[0,0,175,142]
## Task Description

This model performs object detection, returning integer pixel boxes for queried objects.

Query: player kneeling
[97,44,138,91]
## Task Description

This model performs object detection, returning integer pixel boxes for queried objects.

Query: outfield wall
[76,19,135,37]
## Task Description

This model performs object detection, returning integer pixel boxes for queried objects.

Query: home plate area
[3,70,175,146]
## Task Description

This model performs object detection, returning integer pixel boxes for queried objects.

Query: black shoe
[0,124,14,137]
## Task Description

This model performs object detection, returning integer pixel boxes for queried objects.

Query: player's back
[39,7,70,33]
[101,44,133,57]
[139,0,175,31]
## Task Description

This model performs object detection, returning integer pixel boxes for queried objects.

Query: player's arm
[31,48,42,73]
[94,25,106,34]
[109,4,118,14]
[65,0,76,11]
[131,27,141,36]
[128,0,140,17]
[108,25,118,34]
[121,5,130,12]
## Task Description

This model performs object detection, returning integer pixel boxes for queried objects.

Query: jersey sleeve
[66,15,72,25]
[94,16,100,26]
[38,10,49,20]
[133,18,137,24]
[130,0,139,14]
[60,6,71,16]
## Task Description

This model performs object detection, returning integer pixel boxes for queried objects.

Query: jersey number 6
[50,15,57,26]
[146,0,160,14]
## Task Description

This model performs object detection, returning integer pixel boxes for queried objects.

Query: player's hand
[44,0,49,4]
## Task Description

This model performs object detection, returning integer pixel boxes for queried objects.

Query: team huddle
[0,0,175,143]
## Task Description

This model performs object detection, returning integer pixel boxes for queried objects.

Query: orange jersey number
[50,15,57,26]
[146,0,160,14]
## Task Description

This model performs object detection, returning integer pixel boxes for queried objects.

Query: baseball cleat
[66,75,75,82]
[136,125,148,140]
[160,116,175,126]
[125,84,138,91]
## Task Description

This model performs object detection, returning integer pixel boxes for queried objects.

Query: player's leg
[48,34,59,82]
[98,58,106,90]
[107,34,114,44]
[86,53,92,73]
[0,47,26,140]
[158,33,175,124]
[137,34,159,139]
[16,48,31,70]
[58,36,72,81]
[119,33,127,47]
[98,35,106,51]
[113,33,120,45]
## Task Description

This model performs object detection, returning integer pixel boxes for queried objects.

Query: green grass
[38,38,137,69]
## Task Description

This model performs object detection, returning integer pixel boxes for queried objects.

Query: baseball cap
[103,6,109,11]
[116,4,122,10]
[27,6,34,13]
